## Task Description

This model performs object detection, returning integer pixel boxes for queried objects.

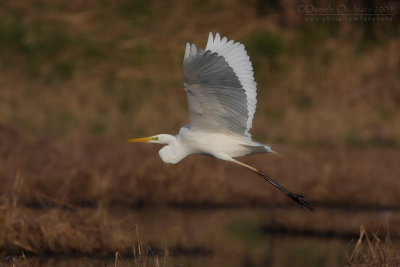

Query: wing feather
[183,33,257,137]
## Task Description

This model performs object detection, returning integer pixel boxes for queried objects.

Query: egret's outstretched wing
[183,33,257,137]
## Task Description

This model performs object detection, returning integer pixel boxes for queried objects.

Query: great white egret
[128,33,312,210]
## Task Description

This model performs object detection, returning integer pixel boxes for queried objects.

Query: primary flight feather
[128,33,313,210]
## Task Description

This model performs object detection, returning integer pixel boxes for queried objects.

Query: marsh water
[26,205,400,267]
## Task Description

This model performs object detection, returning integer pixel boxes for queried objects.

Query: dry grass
[0,1,399,266]
[0,196,168,266]
[1,193,400,266]
[114,226,168,267]
[0,197,124,255]
[348,225,400,266]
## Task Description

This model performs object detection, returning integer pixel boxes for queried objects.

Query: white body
[157,127,273,164]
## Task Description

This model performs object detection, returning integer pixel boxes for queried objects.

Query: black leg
[233,159,313,211]
[256,169,313,211]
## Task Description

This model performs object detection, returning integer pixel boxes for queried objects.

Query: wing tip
[191,43,197,56]
[206,32,214,51]
[215,33,221,44]
[184,42,191,60]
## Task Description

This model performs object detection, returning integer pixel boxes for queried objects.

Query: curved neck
[157,134,179,146]
[157,134,187,164]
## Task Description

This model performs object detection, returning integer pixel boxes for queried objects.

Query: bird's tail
[264,145,276,154]
[264,145,287,160]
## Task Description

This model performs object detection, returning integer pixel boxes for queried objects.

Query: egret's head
[127,134,184,164]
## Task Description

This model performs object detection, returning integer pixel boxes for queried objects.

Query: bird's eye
[153,136,159,140]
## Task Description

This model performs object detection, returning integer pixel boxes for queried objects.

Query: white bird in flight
[128,33,312,210]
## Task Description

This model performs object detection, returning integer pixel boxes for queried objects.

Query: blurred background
[0,0,399,266]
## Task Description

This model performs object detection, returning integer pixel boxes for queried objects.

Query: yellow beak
[127,136,155,143]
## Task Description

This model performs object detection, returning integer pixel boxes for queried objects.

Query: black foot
[288,193,314,211]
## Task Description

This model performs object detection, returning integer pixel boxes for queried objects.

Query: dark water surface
[22,206,400,267]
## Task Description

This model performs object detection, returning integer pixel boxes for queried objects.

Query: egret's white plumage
[205,32,257,133]
[184,32,257,137]
[128,33,312,210]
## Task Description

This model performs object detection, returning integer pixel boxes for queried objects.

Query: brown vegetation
[348,225,400,266]
[0,0,399,266]
[0,1,398,144]
[1,131,400,208]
